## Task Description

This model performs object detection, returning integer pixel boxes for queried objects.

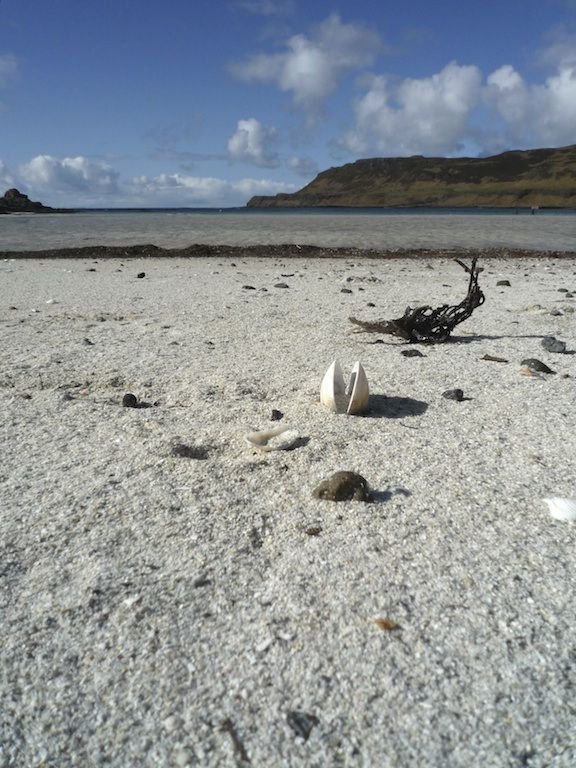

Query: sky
[1,0,576,207]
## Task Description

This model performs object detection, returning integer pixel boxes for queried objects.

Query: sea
[1,207,576,252]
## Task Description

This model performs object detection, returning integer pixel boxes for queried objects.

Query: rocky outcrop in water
[0,188,75,214]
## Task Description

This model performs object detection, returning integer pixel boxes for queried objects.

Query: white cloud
[130,173,296,205]
[486,59,576,147]
[227,118,279,167]
[0,159,15,189]
[230,13,382,118]
[341,62,482,156]
[20,155,120,195]
[0,54,17,87]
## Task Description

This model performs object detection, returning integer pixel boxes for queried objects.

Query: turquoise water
[2,208,576,251]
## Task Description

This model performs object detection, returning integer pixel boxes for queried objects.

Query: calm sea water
[1,207,576,252]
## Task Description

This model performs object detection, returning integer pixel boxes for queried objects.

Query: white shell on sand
[544,497,576,522]
[320,359,370,415]
[245,426,300,452]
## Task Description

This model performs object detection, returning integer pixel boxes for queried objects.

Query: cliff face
[0,188,74,214]
[247,145,576,209]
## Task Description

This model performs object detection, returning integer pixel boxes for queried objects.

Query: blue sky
[1,0,575,207]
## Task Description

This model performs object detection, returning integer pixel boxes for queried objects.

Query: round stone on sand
[312,471,372,502]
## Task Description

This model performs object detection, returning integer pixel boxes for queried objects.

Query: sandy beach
[1,251,576,767]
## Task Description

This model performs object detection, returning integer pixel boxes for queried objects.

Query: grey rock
[521,358,555,374]
[541,336,566,353]
[442,388,464,401]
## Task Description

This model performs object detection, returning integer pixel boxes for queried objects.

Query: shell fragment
[544,497,576,522]
[320,360,370,415]
[245,426,301,452]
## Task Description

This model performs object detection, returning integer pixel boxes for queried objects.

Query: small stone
[286,711,319,741]
[137,272,146,279]
[521,358,555,374]
[271,409,284,421]
[82,338,94,346]
[122,393,139,408]
[312,471,372,502]
[401,349,424,357]
[557,288,569,293]
[541,336,566,353]
[274,282,289,289]
[340,288,353,294]
[549,309,563,316]
[442,388,464,401]
[242,285,256,290]
[367,302,376,307]
[496,279,511,286]
[565,292,574,298]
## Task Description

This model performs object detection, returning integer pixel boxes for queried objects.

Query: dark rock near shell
[312,471,372,502]
[401,349,424,357]
[122,393,139,408]
[271,409,284,421]
[541,336,566,353]
[521,358,555,374]
[137,272,146,279]
[442,388,464,401]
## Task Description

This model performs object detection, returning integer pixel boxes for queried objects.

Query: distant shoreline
[2,244,576,260]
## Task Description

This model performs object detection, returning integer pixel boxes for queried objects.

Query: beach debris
[270,409,284,421]
[341,287,353,294]
[303,525,322,536]
[401,349,424,358]
[320,360,370,415]
[496,279,511,286]
[349,257,485,343]
[544,497,576,522]
[122,392,153,408]
[274,282,289,289]
[242,284,256,290]
[520,367,545,379]
[170,442,210,459]
[373,617,401,631]
[541,336,566,353]
[137,272,146,278]
[442,388,465,401]
[520,358,555,374]
[245,425,301,452]
[481,354,508,363]
[312,471,373,502]
[122,393,139,408]
[286,711,319,741]
[220,718,250,764]
[549,309,563,316]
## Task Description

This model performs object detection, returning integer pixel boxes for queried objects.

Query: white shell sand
[1,254,575,766]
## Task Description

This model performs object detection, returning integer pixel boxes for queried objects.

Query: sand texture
[1,254,576,767]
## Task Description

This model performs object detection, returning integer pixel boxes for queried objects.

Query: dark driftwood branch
[349,257,485,343]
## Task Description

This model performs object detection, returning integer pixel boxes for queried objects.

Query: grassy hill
[247,145,576,209]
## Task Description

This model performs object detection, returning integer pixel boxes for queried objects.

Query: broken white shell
[245,425,300,452]
[544,497,576,522]
[320,359,370,415]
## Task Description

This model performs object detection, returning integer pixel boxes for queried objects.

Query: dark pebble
[521,358,555,374]
[550,309,563,316]
[367,302,376,307]
[313,471,372,502]
[271,409,284,421]
[137,272,146,279]
[340,288,353,294]
[286,711,319,741]
[442,388,464,401]
[274,282,290,289]
[401,349,424,357]
[496,279,511,286]
[242,285,256,290]
[558,288,569,293]
[541,336,566,353]
[565,293,574,298]
[122,393,139,408]
[82,338,94,346]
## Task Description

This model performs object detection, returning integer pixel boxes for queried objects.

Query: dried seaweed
[350,257,485,343]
